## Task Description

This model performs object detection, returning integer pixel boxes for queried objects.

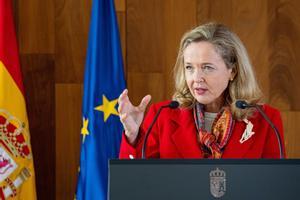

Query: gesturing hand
[118,89,151,145]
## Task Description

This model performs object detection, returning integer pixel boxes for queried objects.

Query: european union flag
[76,0,126,199]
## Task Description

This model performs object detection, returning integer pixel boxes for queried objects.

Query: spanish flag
[0,0,37,199]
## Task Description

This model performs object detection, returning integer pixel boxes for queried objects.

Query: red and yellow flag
[0,0,37,199]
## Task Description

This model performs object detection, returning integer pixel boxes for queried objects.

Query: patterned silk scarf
[193,103,234,158]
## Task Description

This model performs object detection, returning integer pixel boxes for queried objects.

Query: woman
[118,22,285,159]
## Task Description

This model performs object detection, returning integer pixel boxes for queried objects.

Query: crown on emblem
[0,110,31,159]
[210,168,226,178]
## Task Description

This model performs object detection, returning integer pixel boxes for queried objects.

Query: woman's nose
[194,69,205,83]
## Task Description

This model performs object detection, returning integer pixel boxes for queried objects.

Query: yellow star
[81,117,89,143]
[94,95,119,122]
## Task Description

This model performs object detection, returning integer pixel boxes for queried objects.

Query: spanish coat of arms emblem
[210,168,226,198]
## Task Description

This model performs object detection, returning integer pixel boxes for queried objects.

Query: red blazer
[119,101,286,159]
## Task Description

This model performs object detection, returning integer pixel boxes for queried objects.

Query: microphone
[235,100,284,159]
[141,101,179,159]
[235,100,255,109]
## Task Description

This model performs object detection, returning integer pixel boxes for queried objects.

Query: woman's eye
[202,65,215,71]
[185,65,193,70]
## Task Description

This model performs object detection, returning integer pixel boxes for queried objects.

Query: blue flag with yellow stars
[75,0,125,199]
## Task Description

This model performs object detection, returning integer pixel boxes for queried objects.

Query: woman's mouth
[194,88,208,95]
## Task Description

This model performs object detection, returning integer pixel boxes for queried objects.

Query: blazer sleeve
[262,106,286,158]
[119,103,161,159]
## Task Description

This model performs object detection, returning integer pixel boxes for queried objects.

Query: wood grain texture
[268,0,300,111]
[20,54,55,200]
[56,84,82,200]
[197,0,233,25]
[127,0,167,73]
[55,0,92,83]
[282,111,300,158]
[18,0,55,54]
[127,72,165,105]
[126,0,197,103]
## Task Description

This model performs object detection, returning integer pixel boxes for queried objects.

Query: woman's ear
[230,67,237,81]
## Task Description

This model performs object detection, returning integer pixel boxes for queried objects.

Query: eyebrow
[184,62,214,65]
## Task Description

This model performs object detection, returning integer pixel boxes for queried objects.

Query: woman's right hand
[118,89,151,145]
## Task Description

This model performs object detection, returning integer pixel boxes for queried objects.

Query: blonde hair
[173,22,262,120]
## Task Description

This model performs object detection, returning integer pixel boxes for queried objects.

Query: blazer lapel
[170,108,203,158]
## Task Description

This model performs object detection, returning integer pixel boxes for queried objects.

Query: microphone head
[235,100,249,109]
[169,101,179,109]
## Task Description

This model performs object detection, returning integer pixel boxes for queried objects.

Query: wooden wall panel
[127,72,165,105]
[126,0,197,104]
[197,0,233,25]
[20,54,55,200]
[18,0,55,53]
[282,112,300,158]
[268,0,300,110]
[55,0,92,83]
[56,84,82,200]
[127,0,167,73]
